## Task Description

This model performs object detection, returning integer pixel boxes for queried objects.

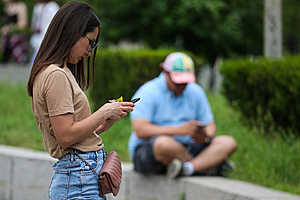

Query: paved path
[0,63,30,84]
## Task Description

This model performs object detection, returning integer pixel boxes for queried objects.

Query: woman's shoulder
[44,64,64,72]
[39,64,67,79]
[35,65,71,91]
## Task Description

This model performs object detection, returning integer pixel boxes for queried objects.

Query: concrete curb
[0,145,56,200]
[0,145,299,200]
[0,64,30,84]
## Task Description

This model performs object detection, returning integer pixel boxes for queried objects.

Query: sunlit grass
[207,93,300,195]
[0,83,44,151]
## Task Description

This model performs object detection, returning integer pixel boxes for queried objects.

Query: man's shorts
[133,137,213,175]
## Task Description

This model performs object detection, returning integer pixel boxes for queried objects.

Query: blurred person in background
[30,0,59,65]
[129,52,237,178]
[1,0,28,64]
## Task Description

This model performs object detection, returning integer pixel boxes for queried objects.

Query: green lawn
[0,82,299,195]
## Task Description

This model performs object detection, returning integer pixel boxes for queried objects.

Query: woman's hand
[99,101,134,121]
[95,101,134,134]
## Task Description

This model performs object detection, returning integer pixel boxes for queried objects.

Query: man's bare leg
[190,135,237,172]
[152,135,237,177]
[153,135,193,165]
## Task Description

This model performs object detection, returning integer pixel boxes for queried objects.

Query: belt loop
[102,149,106,161]
[71,150,75,161]
[95,150,98,162]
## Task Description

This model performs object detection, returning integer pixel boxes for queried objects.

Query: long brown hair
[27,1,100,96]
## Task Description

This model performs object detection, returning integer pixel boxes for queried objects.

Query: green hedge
[90,49,203,109]
[220,56,300,134]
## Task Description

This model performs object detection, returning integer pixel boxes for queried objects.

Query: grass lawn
[0,82,299,195]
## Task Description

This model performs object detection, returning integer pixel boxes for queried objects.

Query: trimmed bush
[90,49,203,109]
[220,56,300,134]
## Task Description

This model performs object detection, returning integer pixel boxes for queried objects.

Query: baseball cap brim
[169,71,195,84]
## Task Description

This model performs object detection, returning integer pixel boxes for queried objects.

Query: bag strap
[72,150,98,176]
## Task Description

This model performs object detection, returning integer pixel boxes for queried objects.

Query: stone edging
[0,145,299,200]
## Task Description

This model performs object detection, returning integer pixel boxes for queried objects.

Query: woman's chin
[68,56,83,64]
[68,59,79,64]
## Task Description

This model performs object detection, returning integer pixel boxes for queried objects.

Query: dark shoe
[193,161,235,177]
[218,161,235,176]
[167,159,183,179]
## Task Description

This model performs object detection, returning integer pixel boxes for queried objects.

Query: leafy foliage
[220,56,300,134]
[283,0,300,54]
[2,0,300,64]
[97,0,264,64]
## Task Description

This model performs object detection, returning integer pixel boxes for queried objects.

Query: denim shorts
[49,149,106,200]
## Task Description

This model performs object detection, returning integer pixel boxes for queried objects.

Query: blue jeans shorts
[133,137,213,175]
[49,149,106,200]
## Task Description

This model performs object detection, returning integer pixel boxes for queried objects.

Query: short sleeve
[130,84,158,122]
[44,70,74,117]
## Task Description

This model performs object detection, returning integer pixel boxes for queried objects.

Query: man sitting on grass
[128,52,237,178]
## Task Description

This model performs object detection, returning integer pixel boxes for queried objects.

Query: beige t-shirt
[32,64,103,159]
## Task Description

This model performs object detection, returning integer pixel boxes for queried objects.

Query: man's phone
[196,125,206,131]
[197,125,205,129]
[131,98,140,103]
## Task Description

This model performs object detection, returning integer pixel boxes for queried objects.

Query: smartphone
[196,125,206,130]
[131,98,141,103]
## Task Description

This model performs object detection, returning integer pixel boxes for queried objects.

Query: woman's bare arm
[50,102,134,148]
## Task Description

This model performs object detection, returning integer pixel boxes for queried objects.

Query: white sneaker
[167,159,183,179]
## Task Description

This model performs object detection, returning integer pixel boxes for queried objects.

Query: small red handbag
[98,151,122,197]
[73,150,122,197]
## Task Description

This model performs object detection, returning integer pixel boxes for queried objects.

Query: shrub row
[90,49,203,109]
[220,56,300,134]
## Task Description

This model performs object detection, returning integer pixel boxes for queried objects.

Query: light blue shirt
[128,73,214,160]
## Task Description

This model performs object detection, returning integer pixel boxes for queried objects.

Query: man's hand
[179,121,203,135]
[180,121,208,144]
[191,128,208,144]
[191,122,216,144]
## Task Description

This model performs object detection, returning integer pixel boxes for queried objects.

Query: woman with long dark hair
[27,1,134,199]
